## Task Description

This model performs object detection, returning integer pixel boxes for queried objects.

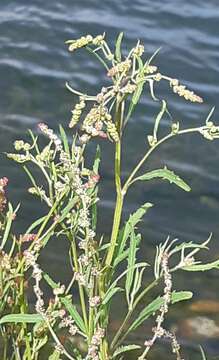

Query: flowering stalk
[104,94,125,271]
[1,32,219,360]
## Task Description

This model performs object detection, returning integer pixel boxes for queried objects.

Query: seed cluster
[140,251,183,360]
[0,177,8,212]
[144,65,158,74]
[69,98,86,128]
[132,44,144,57]
[68,34,105,52]
[107,59,131,77]
[87,327,105,360]
[79,105,119,142]
[121,82,137,94]
[170,79,203,103]
[199,120,219,140]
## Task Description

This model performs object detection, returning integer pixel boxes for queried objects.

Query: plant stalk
[105,98,124,269]
[122,127,204,194]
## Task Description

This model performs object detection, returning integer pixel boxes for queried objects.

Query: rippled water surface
[1,0,219,358]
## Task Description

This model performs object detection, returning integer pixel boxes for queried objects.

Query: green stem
[88,306,95,343]
[18,259,30,359]
[105,191,123,268]
[105,99,124,269]
[111,279,159,350]
[99,98,124,359]
[3,334,8,360]
[122,127,204,194]
[70,240,89,332]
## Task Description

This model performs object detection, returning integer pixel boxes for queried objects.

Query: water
[1,0,219,358]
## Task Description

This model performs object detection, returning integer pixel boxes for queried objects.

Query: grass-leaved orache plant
[1,32,219,360]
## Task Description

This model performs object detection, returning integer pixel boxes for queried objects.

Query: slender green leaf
[125,230,139,304]
[107,263,148,297]
[153,100,167,142]
[99,242,111,251]
[102,287,123,305]
[23,165,38,190]
[26,215,47,234]
[130,267,145,307]
[60,296,86,334]
[114,248,130,266]
[49,350,61,360]
[126,80,144,120]
[199,346,207,360]
[86,46,110,71]
[115,202,153,262]
[144,47,161,69]
[36,336,48,352]
[91,188,98,230]
[136,55,144,72]
[113,345,141,358]
[91,145,101,229]
[41,229,55,247]
[128,291,193,333]
[59,197,78,222]
[59,125,70,156]
[43,273,59,289]
[134,167,191,192]
[0,314,43,325]
[93,145,101,173]
[0,203,14,249]
[115,32,124,62]
[182,259,219,272]
[169,241,209,256]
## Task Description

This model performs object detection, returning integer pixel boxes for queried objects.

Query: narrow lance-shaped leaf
[199,346,207,360]
[34,336,48,352]
[125,55,147,124]
[125,230,140,306]
[115,202,153,264]
[60,296,86,334]
[134,167,191,192]
[106,263,147,297]
[153,100,167,142]
[91,145,101,230]
[144,47,161,69]
[43,273,59,289]
[43,273,86,332]
[129,267,145,308]
[115,32,124,62]
[59,125,70,156]
[0,203,16,249]
[112,345,141,359]
[48,350,61,360]
[182,259,219,272]
[127,291,193,334]
[136,55,144,72]
[102,287,124,306]
[26,214,47,234]
[59,196,78,222]
[86,46,110,71]
[0,314,43,324]
[23,165,38,191]
[93,145,101,173]
[125,79,145,124]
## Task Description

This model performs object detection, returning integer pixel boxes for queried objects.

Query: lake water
[1,0,219,358]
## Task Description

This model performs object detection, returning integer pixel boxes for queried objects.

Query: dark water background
[1,1,219,359]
